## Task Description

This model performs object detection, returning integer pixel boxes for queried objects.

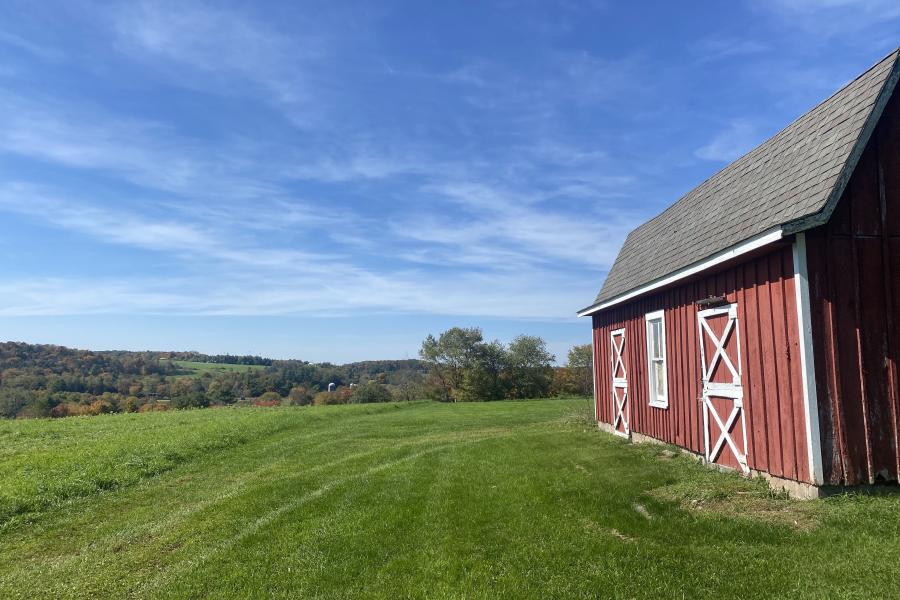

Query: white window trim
[644,310,669,409]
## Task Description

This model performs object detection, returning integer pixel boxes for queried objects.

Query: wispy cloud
[694,119,761,162]
[751,0,900,38]
[0,180,610,319]
[14,0,885,330]
[393,181,636,270]
[0,30,64,61]
[0,268,597,319]
[690,35,770,63]
[447,50,647,121]
[0,94,281,201]
[0,183,335,269]
[0,51,640,299]
[107,1,340,128]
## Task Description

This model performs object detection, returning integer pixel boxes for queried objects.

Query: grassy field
[1,400,898,598]
[166,359,269,377]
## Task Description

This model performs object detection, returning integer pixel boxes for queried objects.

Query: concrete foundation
[596,422,823,500]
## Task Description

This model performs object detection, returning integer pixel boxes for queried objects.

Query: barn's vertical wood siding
[592,246,812,483]
[806,91,900,485]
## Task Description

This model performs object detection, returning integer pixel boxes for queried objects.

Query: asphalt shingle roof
[586,48,900,311]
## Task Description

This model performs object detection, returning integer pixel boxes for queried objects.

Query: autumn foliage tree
[0,342,438,418]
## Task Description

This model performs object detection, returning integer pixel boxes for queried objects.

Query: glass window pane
[649,319,662,358]
[655,362,665,400]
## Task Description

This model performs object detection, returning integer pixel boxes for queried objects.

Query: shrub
[252,391,282,407]
[171,392,210,410]
[313,388,351,406]
[287,386,312,406]
[123,396,141,413]
[350,382,393,404]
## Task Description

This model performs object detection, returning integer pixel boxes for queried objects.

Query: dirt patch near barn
[650,482,820,530]
[649,475,821,530]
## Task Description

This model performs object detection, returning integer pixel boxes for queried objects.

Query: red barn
[579,49,900,497]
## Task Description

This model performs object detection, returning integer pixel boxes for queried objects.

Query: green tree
[419,327,484,402]
[393,370,425,402]
[567,344,594,397]
[458,341,509,401]
[506,335,555,399]
[206,379,235,405]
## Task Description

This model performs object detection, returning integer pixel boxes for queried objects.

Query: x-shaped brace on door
[699,316,740,385]
[611,333,626,380]
[613,386,628,433]
[705,397,748,472]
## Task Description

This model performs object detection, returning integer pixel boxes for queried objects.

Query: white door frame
[610,328,629,437]
[698,304,749,473]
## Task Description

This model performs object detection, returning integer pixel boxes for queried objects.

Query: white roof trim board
[578,227,783,316]
[580,48,900,316]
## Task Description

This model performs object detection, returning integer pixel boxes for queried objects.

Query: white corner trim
[792,232,824,485]
[578,226,784,316]
[591,325,599,422]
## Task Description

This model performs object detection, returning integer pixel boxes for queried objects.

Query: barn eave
[580,48,900,318]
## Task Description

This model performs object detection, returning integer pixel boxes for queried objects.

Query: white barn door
[610,328,629,437]
[698,304,749,473]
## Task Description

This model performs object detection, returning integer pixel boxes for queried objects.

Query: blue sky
[0,1,898,363]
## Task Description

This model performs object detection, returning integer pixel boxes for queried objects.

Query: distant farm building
[580,49,900,497]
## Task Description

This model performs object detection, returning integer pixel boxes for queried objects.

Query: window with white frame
[645,310,668,408]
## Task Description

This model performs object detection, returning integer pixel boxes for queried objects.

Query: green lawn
[166,359,269,377]
[0,400,898,599]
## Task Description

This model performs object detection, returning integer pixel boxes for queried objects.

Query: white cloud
[392,180,636,271]
[107,1,337,128]
[0,183,335,270]
[694,119,760,162]
[0,30,64,61]
[757,0,899,11]
[0,95,282,202]
[0,182,610,319]
[445,49,648,130]
[751,0,900,36]
[690,36,769,63]
[0,269,596,320]
[0,6,648,323]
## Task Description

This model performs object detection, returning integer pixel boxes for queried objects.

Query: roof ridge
[628,47,900,237]
[584,47,900,312]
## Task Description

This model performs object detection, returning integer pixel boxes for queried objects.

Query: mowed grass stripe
[0,402,568,598]
[156,428,559,599]
[2,399,900,599]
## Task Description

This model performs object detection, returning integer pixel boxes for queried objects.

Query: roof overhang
[577,226,784,317]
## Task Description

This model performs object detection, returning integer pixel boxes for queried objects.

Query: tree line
[419,327,592,401]
[0,342,428,418]
[0,333,593,419]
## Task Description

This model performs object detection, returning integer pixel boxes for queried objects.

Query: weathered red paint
[806,90,900,486]
[592,244,813,483]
